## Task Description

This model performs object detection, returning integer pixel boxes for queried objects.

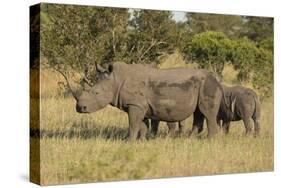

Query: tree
[259,36,273,52]
[189,31,234,77]
[30,4,40,69]
[41,4,129,83]
[242,16,273,43]
[126,10,178,64]
[230,38,273,98]
[185,13,244,38]
[174,21,192,61]
[89,7,130,63]
[252,48,273,100]
[41,4,96,71]
[231,38,259,82]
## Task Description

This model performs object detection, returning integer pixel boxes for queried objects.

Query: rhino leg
[198,75,221,138]
[222,121,230,134]
[151,119,160,136]
[143,118,150,129]
[253,96,261,136]
[167,122,176,136]
[205,117,219,138]
[188,109,204,137]
[253,119,260,136]
[128,106,147,141]
[139,121,148,140]
[178,121,185,134]
[217,118,222,128]
[150,120,178,137]
[242,117,253,135]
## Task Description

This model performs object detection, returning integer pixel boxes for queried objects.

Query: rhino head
[61,63,116,113]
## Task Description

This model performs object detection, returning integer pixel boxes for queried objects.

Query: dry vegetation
[31,58,274,185]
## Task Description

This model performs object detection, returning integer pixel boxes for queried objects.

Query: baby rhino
[218,85,261,135]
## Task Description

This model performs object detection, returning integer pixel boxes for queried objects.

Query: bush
[189,31,234,77]
[252,48,273,100]
[231,38,259,82]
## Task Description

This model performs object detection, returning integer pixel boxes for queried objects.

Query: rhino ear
[98,65,106,73]
[95,63,113,80]
[95,62,106,73]
[103,64,113,77]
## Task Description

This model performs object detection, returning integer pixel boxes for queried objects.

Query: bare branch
[137,39,167,63]
[112,13,117,56]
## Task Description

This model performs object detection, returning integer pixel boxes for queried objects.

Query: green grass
[32,96,273,185]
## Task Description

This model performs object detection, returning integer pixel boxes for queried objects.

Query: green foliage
[39,3,273,99]
[230,38,273,99]
[242,17,273,43]
[189,31,234,77]
[40,4,180,77]
[231,38,259,81]
[30,4,40,69]
[175,22,192,61]
[89,8,130,63]
[41,4,129,83]
[186,13,244,38]
[188,31,273,99]
[252,48,273,99]
[41,4,95,70]
[126,10,178,64]
[259,36,273,52]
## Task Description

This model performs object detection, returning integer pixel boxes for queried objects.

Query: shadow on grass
[30,123,128,140]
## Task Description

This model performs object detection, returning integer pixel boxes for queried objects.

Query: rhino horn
[57,70,79,100]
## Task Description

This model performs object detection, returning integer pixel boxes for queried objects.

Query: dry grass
[31,59,274,185]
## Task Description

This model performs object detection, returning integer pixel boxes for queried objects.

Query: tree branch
[112,13,117,56]
[137,40,167,63]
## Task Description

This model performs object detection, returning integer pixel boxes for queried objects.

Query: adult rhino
[189,85,261,136]
[62,62,225,141]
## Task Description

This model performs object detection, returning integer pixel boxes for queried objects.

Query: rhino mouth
[77,111,90,114]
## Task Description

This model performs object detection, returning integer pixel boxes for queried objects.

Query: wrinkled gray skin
[67,62,224,141]
[189,85,261,136]
[144,63,182,137]
[218,85,261,135]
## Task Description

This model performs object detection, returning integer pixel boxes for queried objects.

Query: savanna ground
[30,55,273,185]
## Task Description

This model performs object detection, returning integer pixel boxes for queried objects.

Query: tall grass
[32,60,274,185]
